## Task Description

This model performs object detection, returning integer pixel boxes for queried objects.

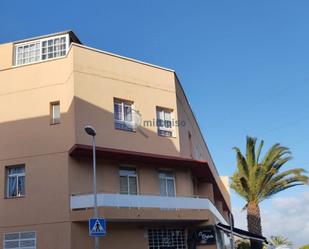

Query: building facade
[0,31,231,249]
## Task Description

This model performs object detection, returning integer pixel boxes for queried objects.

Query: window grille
[4,231,36,249]
[148,229,187,249]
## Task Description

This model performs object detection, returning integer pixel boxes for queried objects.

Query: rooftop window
[14,34,69,66]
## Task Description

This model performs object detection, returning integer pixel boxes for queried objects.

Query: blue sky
[1,0,309,246]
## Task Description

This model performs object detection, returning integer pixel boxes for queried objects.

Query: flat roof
[72,43,175,73]
[11,30,82,45]
[7,30,174,72]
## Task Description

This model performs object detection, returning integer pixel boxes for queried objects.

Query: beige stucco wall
[71,221,221,249]
[0,43,13,70]
[69,158,119,195]
[68,155,224,223]
[0,53,75,160]
[0,153,70,227]
[70,44,230,209]
[198,182,215,202]
[175,168,194,197]
[72,222,148,249]
[0,37,230,248]
[69,157,195,197]
[220,176,230,193]
[138,166,160,195]
[0,222,71,249]
[0,49,75,244]
[72,45,181,157]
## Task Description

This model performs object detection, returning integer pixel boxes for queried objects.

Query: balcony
[70,193,227,225]
[69,144,231,215]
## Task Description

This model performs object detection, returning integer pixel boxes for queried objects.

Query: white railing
[70,193,227,224]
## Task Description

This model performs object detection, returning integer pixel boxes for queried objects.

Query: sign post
[84,126,103,249]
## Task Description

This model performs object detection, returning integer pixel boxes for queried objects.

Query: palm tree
[270,236,292,248]
[230,136,308,249]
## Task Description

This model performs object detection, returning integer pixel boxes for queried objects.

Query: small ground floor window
[148,228,187,249]
[3,231,36,249]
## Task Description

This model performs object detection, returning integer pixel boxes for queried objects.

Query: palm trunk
[247,202,263,249]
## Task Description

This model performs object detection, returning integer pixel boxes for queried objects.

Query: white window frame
[119,167,139,195]
[114,99,135,131]
[50,101,61,125]
[14,41,41,66]
[6,165,25,198]
[156,107,174,137]
[3,231,36,249]
[159,171,176,197]
[14,34,70,66]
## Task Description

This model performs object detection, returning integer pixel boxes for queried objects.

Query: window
[50,101,60,124]
[159,171,176,197]
[14,34,68,66]
[4,231,36,249]
[114,99,134,131]
[148,229,187,249]
[156,107,173,137]
[119,168,138,195]
[15,42,41,65]
[6,165,25,198]
[42,36,66,60]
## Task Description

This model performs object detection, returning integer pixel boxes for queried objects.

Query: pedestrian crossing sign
[89,218,106,237]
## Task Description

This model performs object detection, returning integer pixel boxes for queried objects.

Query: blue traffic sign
[89,218,106,237]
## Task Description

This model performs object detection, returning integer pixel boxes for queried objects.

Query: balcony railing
[70,193,227,224]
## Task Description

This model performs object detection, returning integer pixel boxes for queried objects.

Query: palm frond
[233,147,249,179]
[230,136,308,204]
[262,174,308,200]
[246,136,257,169]
[230,174,249,200]
[256,140,264,164]
[270,236,293,247]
